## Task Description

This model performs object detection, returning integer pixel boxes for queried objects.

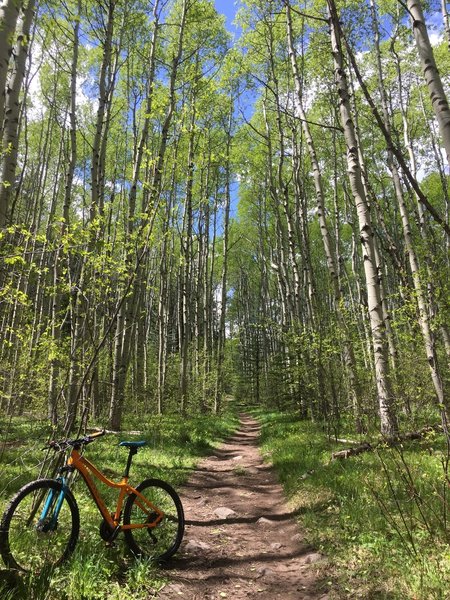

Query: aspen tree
[285,0,364,430]
[47,0,81,425]
[345,1,450,429]
[108,0,188,429]
[0,0,20,143]
[407,0,450,169]
[443,0,450,51]
[0,0,35,227]
[327,0,398,437]
[214,108,232,414]
[179,95,195,415]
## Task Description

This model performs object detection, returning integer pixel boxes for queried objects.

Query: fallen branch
[332,442,373,460]
[331,425,441,460]
[91,428,143,436]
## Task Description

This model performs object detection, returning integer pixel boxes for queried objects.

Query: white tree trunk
[407,0,450,169]
[443,0,450,52]
[286,1,364,430]
[375,1,449,424]
[0,0,35,227]
[0,0,20,138]
[327,0,398,437]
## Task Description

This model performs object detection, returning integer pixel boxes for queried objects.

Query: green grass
[0,411,238,599]
[5,408,450,598]
[254,410,450,600]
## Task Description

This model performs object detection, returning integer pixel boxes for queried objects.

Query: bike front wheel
[123,478,184,561]
[0,478,80,572]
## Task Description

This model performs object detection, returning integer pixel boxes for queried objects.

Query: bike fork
[38,478,68,531]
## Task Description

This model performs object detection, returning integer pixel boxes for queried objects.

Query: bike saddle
[118,441,147,448]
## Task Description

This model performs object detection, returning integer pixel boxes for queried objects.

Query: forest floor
[157,414,329,600]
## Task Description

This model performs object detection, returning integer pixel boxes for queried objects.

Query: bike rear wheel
[123,478,184,561]
[0,479,79,572]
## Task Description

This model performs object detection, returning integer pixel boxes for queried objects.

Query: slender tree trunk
[200,190,210,411]
[91,0,115,222]
[285,1,364,430]
[179,102,195,415]
[157,247,169,414]
[128,0,160,225]
[0,0,20,140]
[109,0,188,429]
[371,0,449,426]
[63,0,80,227]
[0,0,35,227]
[214,120,232,414]
[443,0,450,52]
[156,154,177,414]
[346,47,399,381]
[407,0,450,169]
[327,0,398,437]
[48,0,81,425]
[265,30,303,324]
[285,3,337,292]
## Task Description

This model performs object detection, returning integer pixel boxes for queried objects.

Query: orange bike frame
[67,449,163,531]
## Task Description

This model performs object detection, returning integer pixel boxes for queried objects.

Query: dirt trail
[158,414,328,600]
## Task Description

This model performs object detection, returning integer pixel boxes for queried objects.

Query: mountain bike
[0,430,184,572]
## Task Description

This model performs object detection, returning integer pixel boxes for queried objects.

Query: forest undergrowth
[255,409,450,600]
[0,411,238,600]
[2,407,450,599]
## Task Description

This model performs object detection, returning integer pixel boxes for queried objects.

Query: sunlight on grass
[0,411,238,599]
[254,409,450,600]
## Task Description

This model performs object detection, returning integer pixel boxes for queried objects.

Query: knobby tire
[123,478,184,561]
[0,478,80,573]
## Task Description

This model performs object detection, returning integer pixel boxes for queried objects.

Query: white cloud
[26,41,44,122]
[25,36,98,125]
[429,32,443,47]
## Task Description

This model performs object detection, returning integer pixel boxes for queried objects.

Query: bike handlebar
[44,429,106,451]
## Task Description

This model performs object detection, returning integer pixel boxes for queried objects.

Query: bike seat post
[119,440,146,478]
[123,448,137,479]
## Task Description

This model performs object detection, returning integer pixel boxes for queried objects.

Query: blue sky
[214,0,240,35]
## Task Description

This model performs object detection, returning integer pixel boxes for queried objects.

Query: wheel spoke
[123,479,184,561]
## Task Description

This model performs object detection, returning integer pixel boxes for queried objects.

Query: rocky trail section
[158,415,328,600]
